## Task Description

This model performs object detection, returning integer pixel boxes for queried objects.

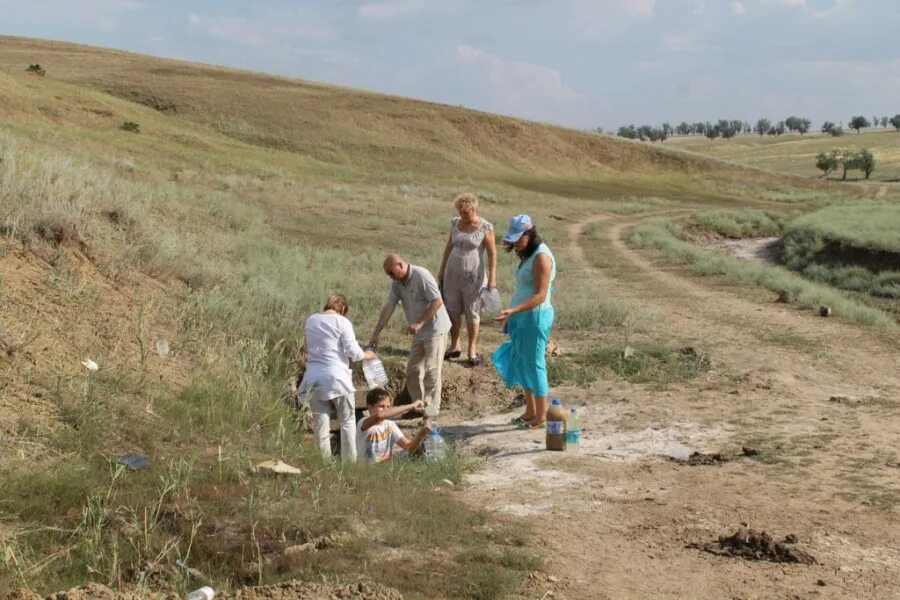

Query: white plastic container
[480,287,502,315]
[362,357,389,389]
[185,587,214,600]
[424,429,447,462]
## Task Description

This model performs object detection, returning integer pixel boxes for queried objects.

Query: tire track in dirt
[455,208,900,599]
[570,211,900,394]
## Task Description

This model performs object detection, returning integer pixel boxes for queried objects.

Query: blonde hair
[453,193,479,213]
[323,293,349,315]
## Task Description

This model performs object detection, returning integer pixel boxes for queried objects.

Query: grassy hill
[0,35,869,597]
[667,128,900,181]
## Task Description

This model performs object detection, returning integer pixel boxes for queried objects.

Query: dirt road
[452,212,900,599]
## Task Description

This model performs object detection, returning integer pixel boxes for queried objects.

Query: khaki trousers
[406,334,447,415]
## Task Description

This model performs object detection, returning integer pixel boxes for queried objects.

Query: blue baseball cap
[502,214,533,243]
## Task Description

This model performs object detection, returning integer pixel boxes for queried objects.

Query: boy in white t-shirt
[357,389,429,463]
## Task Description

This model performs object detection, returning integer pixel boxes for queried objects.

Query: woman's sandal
[443,349,462,361]
[466,355,484,367]
[514,420,546,430]
[509,414,532,424]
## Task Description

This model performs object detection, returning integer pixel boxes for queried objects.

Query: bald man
[369,254,451,416]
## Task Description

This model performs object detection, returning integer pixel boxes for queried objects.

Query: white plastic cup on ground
[185,587,214,600]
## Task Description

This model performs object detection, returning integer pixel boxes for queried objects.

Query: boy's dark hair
[366,388,392,406]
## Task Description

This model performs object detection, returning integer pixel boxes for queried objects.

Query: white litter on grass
[154,339,170,357]
[497,502,551,517]
[441,478,455,486]
[253,459,303,475]
[81,359,99,371]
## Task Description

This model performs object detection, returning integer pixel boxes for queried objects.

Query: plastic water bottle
[424,428,447,462]
[566,407,581,453]
[362,357,388,389]
[185,587,214,600]
[480,287,502,315]
[545,397,567,451]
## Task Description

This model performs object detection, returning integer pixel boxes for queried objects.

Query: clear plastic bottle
[566,407,581,453]
[424,428,447,462]
[362,357,389,389]
[185,587,215,600]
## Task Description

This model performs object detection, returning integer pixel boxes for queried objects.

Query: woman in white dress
[298,294,375,462]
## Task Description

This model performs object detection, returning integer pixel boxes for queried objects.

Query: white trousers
[311,394,357,462]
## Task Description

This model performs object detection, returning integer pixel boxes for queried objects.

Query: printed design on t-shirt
[363,422,398,463]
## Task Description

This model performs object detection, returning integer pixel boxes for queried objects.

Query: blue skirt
[492,307,554,397]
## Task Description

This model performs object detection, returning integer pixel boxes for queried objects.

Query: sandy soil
[447,212,900,599]
[709,236,781,264]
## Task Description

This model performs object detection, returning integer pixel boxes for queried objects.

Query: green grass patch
[690,208,787,238]
[628,220,897,329]
[788,200,900,253]
[780,208,900,299]
[549,342,710,386]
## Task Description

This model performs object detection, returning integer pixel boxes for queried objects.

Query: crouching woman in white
[298,294,375,462]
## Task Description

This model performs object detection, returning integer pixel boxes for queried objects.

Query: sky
[1,0,898,131]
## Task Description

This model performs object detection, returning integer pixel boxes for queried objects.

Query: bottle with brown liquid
[545,397,567,451]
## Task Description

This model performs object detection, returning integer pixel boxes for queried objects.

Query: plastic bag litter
[480,287,502,314]
[119,453,150,470]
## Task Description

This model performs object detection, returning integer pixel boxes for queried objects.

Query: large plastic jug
[362,358,389,389]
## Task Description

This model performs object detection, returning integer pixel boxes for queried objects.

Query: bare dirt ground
[709,237,781,264]
[447,212,900,599]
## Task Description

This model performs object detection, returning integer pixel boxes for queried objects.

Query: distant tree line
[614,113,900,142]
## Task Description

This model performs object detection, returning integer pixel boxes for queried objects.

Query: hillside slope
[0,35,817,187]
[0,36,865,597]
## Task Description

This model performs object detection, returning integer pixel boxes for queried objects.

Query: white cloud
[457,45,587,123]
[358,0,426,20]
[730,1,747,15]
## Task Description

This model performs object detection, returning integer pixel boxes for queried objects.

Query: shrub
[26,63,45,76]
[120,121,140,133]
[692,209,785,238]
[815,151,838,177]
[779,226,825,271]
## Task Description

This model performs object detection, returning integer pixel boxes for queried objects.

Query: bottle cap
[569,407,576,412]
[551,398,562,406]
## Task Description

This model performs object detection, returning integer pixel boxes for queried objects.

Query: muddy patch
[689,528,816,564]
[669,451,732,466]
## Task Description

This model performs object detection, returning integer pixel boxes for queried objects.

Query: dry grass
[0,35,885,598]
[668,129,900,181]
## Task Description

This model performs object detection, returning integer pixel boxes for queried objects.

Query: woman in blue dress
[492,214,556,429]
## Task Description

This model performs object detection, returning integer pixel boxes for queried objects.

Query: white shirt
[298,312,365,401]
